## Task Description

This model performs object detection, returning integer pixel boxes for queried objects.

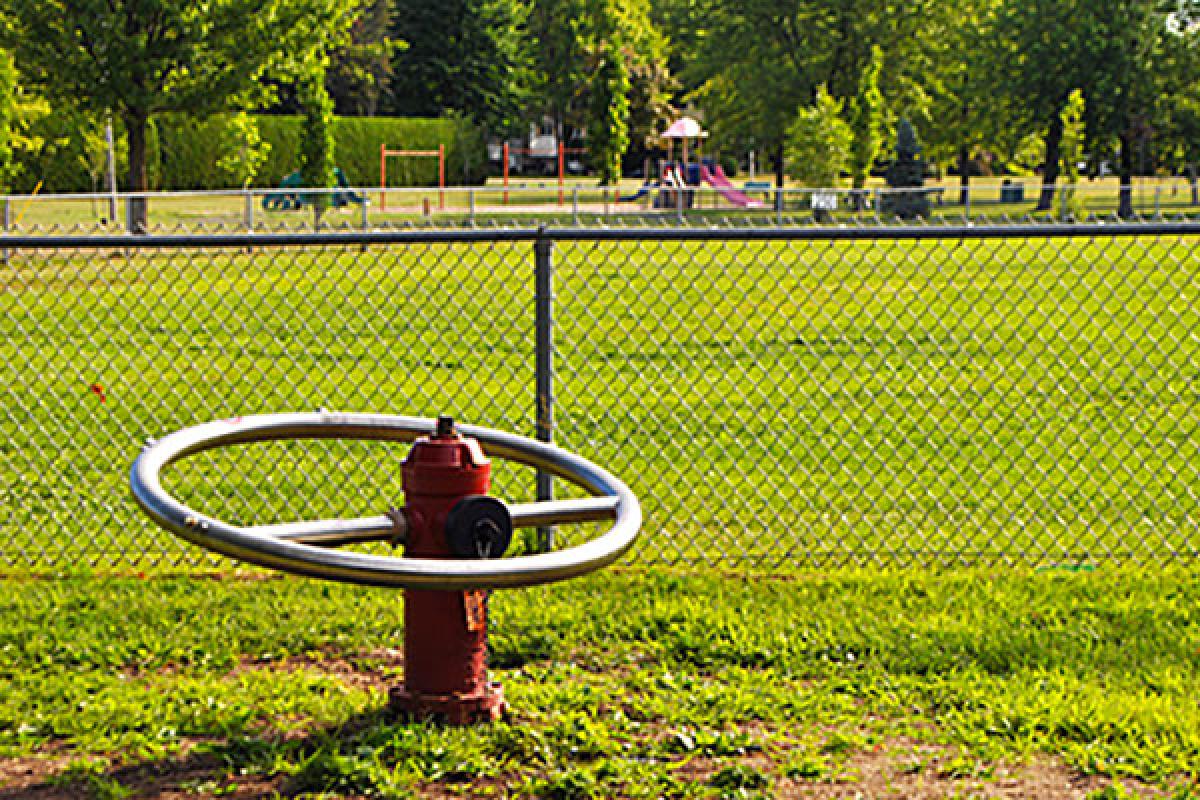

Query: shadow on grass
[1,705,449,799]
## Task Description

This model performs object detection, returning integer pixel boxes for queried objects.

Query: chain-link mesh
[3,226,1198,572]
[4,183,1200,236]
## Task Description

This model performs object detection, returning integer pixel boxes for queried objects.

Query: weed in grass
[527,765,599,800]
[709,762,770,791]
[782,753,828,780]
[285,745,380,796]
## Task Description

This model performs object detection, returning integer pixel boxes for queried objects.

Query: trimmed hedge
[161,114,485,189]
[14,113,485,192]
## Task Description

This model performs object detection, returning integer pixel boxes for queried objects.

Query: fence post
[534,230,555,552]
[361,196,370,230]
[572,186,580,226]
[1059,182,1068,223]
[468,189,475,226]
[676,183,685,224]
[874,188,881,225]
[1155,184,1162,220]
[964,184,971,222]
[244,188,254,232]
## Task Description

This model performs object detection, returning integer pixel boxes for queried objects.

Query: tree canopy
[1,0,357,226]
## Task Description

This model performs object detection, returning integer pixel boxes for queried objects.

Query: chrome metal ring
[130,412,641,590]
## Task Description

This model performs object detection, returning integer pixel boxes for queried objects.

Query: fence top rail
[2,180,1199,203]
[3,222,1200,250]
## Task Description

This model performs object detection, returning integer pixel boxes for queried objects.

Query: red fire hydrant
[389,415,511,724]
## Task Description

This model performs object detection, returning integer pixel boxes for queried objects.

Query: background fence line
[2,182,1200,235]
[2,224,1198,572]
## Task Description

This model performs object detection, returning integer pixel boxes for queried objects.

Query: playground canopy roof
[661,117,708,139]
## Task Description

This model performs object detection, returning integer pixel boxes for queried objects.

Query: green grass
[1,569,1198,797]
[2,233,1198,571]
[6,176,1200,231]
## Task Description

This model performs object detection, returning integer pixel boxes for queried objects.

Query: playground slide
[700,164,765,208]
[618,184,653,202]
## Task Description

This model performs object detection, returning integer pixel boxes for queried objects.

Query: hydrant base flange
[389,682,506,725]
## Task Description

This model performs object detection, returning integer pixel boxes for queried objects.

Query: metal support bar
[244,189,254,232]
[534,231,555,552]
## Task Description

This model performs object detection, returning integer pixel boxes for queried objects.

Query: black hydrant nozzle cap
[436,415,456,438]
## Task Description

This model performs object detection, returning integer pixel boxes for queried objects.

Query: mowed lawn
[1,232,1199,797]
[1,232,1198,569]
[0,570,1197,798]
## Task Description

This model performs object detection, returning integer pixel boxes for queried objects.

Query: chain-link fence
[4,182,1200,235]
[3,224,1199,573]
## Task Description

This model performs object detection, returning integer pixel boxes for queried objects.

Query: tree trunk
[124,110,149,234]
[958,143,971,206]
[1117,131,1135,219]
[1036,112,1063,212]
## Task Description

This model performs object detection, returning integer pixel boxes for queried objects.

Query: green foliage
[529,0,671,148]
[688,0,946,184]
[588,39,632,185]
[388,0,529,133]
[848,46,885,190]
[216,114,271,188]
[299,68,337,205]
[327,0,396,117]
[785,86,851,187]
[0,50,15,190]
[1058,89,1087,220]
[0,0,357,201]
[141,115,483,191]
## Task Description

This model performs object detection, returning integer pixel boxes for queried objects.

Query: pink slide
[701,164,765,208]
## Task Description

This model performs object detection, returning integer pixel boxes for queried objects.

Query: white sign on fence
[811,191,838,211]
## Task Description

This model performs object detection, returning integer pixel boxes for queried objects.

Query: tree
[688,0,944,188]
[918,0,1007,206]
[0,48,52,192]
[1,0,356,230]
[589,38,631,184]
[299,66,336,215]
[0,49,15,191]
[995,1,1185,218]
[848,45,884,193]
[528,0,671,157]
[1058,89,1086,220]
[387,0,529,134]
[217,113,271,188]
[1060,89,1089,220]
[1078,1,1181,219]
[785,85,851,187]
[328,0,396,116]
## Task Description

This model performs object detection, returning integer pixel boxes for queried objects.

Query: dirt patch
[231,645,404,694]
[671,737,1169,800]
[0,744,285,800]
[0,752,74,797]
